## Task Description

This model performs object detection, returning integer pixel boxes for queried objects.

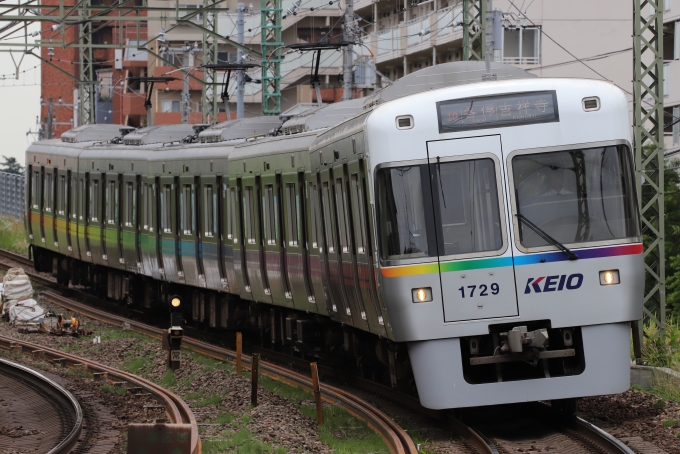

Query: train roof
[362,61,535,109]
[279,98,365,135]
[60,124,134,143]
[198,116,282,143]
[122,124,197,145]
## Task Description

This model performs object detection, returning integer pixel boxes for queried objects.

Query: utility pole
[182,44,195,124]
[237,3,246,119]
[463,0,485,61]
[342,0,354,100]
[261,0,282,115]
[46,98,53,139]
[634,0,665,334]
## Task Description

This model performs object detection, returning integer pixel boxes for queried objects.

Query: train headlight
[599,270,620,285]
[170,296,182,308]
[411,287,433,303]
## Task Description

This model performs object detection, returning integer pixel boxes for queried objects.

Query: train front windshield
[512,144,640,248]
[376,144,640,262]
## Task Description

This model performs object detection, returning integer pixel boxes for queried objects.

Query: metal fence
[0,172,25,219]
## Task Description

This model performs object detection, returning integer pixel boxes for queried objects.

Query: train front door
[426,135,518,322]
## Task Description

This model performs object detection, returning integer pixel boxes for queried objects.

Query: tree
[663,159,680,316]
[0,156,23,175]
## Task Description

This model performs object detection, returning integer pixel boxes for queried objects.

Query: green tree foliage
[0,156,23,175]
[665,160,680,316]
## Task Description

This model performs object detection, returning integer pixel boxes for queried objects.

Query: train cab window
[321,182,335,252]
[32,171,40,209]
[264,184,276,245]
[436,159,502,255]
[106,180,117,224]
[204,185,214,237]
[125,182,134,227]
[44,172,53,212]
[181,185,193,235]
[511,145,640,248]
[245,186,255,244]
[350,174,366,254]
[376,166,434,261]
[335,178,350,253]
[58,175,66,215]
[90,180,99,222]
[162,185,172,233]
[286,183,298,246]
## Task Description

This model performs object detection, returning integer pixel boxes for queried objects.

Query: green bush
[0,217,28,255]
[642,319,680,369]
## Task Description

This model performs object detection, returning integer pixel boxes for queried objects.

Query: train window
[264,184,276,245]
[125,182,134,227]
[182,185,193,235]
[321,182,335,252]
[71,177,77,219]
[162,185,172,233]
[32,171,39,209]
[350,174,366,254]
[309,183,318,249]
[58,175,66,215]
[106,180,117,224]
[90,180,99,222]
[335,178,349,253]
[376,166,434,261]
[433,159,502,256]
[512,145,640,247]
[146,184,154,231]
[227,188,235,240]
[44,172,52,212]
[245,186,255,244]
[286,183,298,246]
[204,185,214,237]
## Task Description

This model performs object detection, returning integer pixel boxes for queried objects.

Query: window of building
[286,183,298,246]
[161,100,181,113]
[503,27,540,64]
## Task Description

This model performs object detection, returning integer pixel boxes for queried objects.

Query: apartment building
[145,0,348,122]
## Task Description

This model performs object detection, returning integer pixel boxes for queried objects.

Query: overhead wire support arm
[126,76,177,127]
[286,41,353,107]
[201,63,258,121]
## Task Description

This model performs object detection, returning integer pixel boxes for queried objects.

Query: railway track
[0,248,639,454]
[0,335,201,454]
[0,356,82,453]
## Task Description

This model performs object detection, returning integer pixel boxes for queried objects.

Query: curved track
[0,249,637,454]
[0,336,201,454]
[0,357,82,453]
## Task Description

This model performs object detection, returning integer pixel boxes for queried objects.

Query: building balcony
[154,111,230,124]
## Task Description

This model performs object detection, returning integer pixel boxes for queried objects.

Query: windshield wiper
[516,214,578,260]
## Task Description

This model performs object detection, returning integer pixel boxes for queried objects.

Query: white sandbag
[2,268,33,303]
[9,299,45,325]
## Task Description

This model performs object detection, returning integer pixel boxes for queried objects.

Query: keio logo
[524,274,583,294]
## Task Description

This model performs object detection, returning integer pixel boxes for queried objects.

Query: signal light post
[167,295,184,371]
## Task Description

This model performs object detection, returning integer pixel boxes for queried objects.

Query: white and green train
[25,61,643,408]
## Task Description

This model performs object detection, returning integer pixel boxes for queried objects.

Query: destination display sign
[437,91,559,133]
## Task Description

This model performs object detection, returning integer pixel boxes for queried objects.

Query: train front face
[368,78,643,409]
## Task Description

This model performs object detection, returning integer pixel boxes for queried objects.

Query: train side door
[426,135,518,322]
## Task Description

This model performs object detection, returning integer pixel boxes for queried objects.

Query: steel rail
[0,335,201,454]
[0,356,83,454]
[40,291,417,454]
[0,250,492,453]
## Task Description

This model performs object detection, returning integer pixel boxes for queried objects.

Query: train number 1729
[458,283,499,298]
